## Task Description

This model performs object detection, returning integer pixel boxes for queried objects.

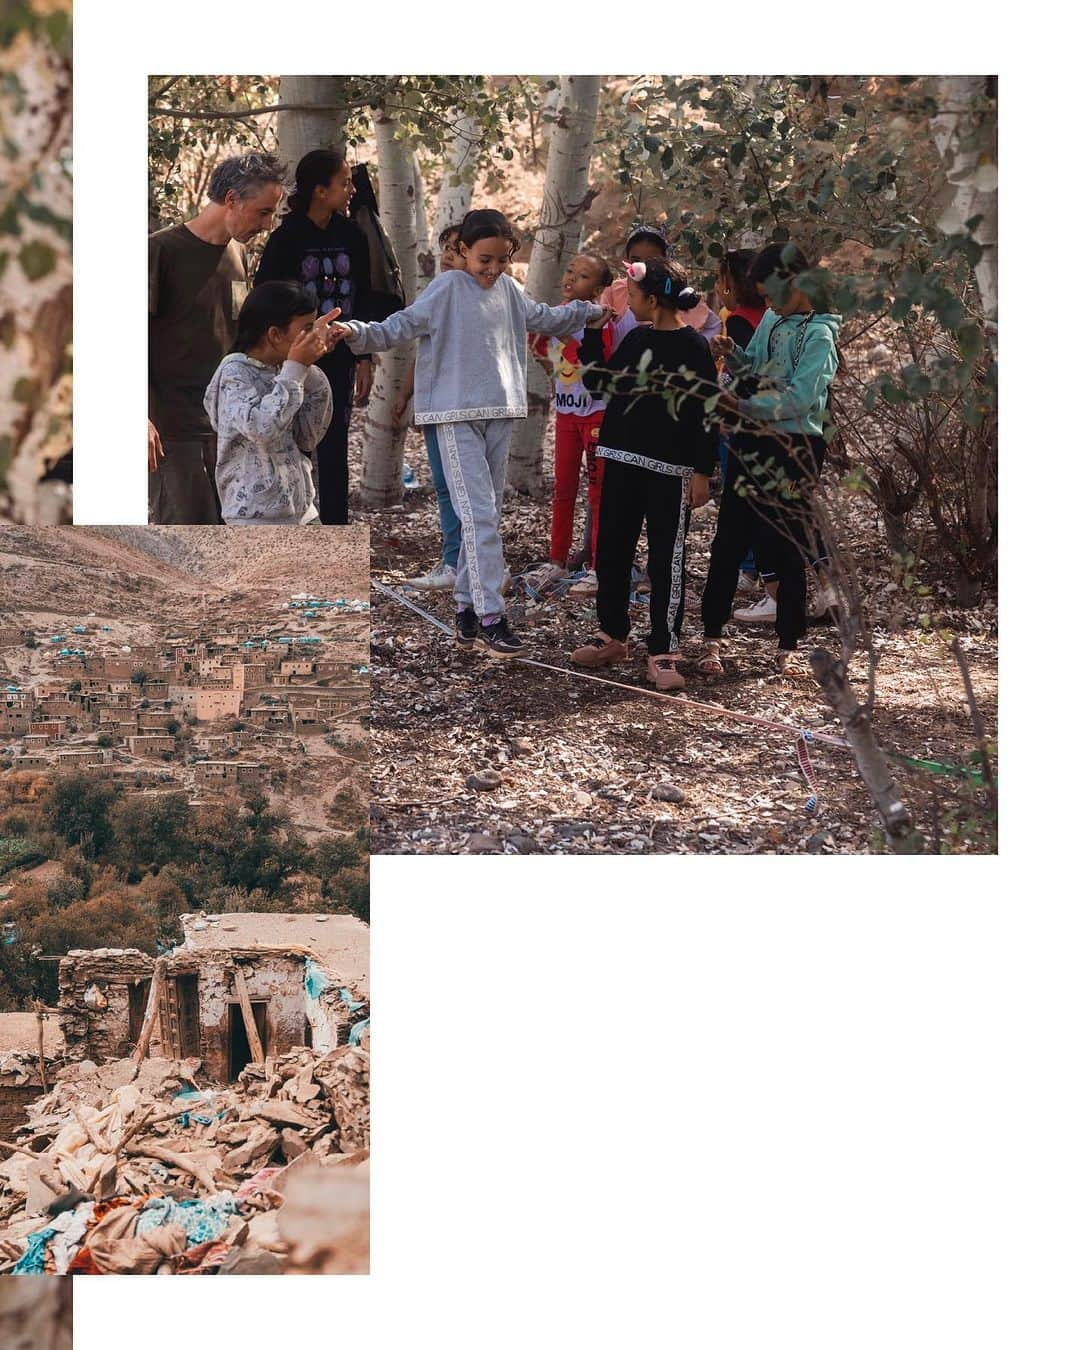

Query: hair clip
[663,277,672,295]
[679,287,695,299]
[623,261,647,281]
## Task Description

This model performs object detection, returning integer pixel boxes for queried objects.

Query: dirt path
[369,432,997,856]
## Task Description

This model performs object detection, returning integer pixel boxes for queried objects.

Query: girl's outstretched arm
[338,288,435,354]
[293,365,334,452]
[523,296,603,337]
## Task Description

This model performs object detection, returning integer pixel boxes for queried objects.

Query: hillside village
[0,603,367,833]
[0,525,370,841]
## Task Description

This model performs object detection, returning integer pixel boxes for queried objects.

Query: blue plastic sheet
[304,958,329,1000]
[348,1019,369,1046]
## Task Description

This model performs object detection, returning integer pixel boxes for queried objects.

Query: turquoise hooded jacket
[729,309,841,437]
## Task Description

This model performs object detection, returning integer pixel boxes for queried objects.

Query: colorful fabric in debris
[135,1193,238,1246]
[12,1226,56,1274]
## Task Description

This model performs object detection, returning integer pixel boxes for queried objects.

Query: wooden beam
[132,956,165,1065]
[232,966,265,1066]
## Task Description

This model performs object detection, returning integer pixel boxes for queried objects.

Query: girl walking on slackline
[335,208,605,658]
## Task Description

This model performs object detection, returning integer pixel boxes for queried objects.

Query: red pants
[550,410,606,565]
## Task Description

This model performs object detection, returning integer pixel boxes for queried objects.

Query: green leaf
[729,141,746,168]
[18,241,57,281]
[956,321,984,364]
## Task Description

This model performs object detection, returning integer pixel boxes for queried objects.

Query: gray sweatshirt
[340,269,603,424]
[204,354,332,525]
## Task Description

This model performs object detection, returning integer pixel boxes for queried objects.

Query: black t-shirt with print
[254,211,375,381]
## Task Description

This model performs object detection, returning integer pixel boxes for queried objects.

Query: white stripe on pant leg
[438,421,485,618]
[666,476,691,653]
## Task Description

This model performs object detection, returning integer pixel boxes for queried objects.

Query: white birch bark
[412,152,435,292]
[433,112,480,241]
[275,75,347,181]
[931,76,997,324]
[0,25,72,524]
[508,75,601,495]
[357,107,418,510]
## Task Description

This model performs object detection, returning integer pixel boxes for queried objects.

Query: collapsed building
[0,914,369,1275]
[57,913,368,1081]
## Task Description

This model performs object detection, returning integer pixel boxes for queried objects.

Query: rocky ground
[367,429,997,856]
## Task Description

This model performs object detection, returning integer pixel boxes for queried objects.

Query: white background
[72,4,1076,1347]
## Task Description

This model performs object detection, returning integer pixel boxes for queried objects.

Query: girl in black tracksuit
[570,258,717,692]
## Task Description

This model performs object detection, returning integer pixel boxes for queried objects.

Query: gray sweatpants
[435,418,514,619]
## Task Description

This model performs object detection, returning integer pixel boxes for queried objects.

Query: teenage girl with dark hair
[254,149,373,524]
[699,242,840,673]
[336,208,604,657]
[569,258,718,691]
[204,281,341,525]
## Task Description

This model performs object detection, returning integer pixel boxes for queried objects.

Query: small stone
[466,769,502,791]
[806,830,835,853]
[650,783,685,804]
[465,832,500,853]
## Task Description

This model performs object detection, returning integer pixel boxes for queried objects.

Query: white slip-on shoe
[733,593,777,623]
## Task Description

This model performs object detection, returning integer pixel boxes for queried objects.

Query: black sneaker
[455,607,479,649]
[475,616,525,659]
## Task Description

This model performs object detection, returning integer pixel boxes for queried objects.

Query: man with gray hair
[149,152,286,523]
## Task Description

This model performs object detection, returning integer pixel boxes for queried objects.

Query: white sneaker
[407,563,456,591]
[568,569,598,597]
[736,570,758,596]
[733,593,777,623]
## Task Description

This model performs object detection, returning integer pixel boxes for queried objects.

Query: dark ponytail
[287,148,348,215]
[232,282,316,353]
[627,257,699,312]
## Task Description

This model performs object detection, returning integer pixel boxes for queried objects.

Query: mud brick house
[56,914,368,1083]
[127,734,174,759]
[10,754,50,772]
[29,721,64,741]
[55,747,108,767]
[0,625,24,647]
[194,760,265,790]
[0,694,33,736]
[168,684,243,722]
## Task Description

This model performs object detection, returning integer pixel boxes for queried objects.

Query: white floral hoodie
[204,354,332,525]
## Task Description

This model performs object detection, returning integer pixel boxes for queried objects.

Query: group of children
[202,175,840,672]
[386,213,840,678]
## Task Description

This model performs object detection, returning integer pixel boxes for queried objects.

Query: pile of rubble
[0,1041,369,1275]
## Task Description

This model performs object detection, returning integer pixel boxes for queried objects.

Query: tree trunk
[357,107,418,510]
[931,76,997,325]
[0,23,72,524]
[275,75,347,180]
[508,75,601,495]
[809,649,924,853]
[412,153,435,292]
[0,1280,72,1350]
[433,113,480,240]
